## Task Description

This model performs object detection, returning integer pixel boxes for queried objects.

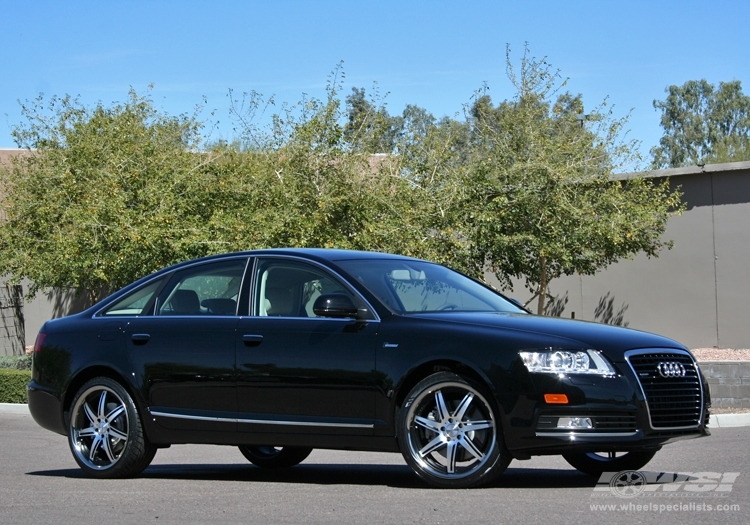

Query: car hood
[409,312,687,360]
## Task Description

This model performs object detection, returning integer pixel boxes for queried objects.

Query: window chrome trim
[150,411,374,429]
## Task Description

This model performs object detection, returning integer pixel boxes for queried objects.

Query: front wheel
[397,372,510,488]
[68,377,156,478]
[562,449,658,476]
[238,446,313,468]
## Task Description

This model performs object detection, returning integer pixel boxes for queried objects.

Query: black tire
[562,449,658,476]
[397,372,510,488]
[238,445,313,468]
[68,377,156,478]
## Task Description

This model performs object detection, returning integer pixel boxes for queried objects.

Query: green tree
[651,79,750,168]
[0,90,223,302]
[343,86,403,153]
[454,46,684,314]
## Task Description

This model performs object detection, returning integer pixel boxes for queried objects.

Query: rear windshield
[336,259,526,315]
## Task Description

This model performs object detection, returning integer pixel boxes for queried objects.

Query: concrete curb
[0,403,30,415]
[711,412,750,428]
[2,403,750,428]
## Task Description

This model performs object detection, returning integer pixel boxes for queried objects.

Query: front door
[236,257,379,436]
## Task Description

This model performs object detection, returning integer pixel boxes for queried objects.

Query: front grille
[626,351,703,429]
[593,415,637,431]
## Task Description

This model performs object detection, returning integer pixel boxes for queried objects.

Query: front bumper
[502,349,710,455]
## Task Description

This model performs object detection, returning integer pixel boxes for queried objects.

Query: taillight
[33,332,46,353]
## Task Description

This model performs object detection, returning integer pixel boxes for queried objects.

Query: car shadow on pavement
[26,463,597,489]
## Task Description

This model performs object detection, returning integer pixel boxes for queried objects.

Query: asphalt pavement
[1,410,748,525]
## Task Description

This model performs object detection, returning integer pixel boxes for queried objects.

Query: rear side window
[157,259,246,316]
[101,279,164,316]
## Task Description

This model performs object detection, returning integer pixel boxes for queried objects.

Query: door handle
[131,334,150,345]
[242,334,264,347]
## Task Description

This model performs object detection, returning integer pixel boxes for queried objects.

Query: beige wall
[493,162,750,349]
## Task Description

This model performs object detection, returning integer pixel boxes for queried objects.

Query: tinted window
[254,258,367,318]
[101,279,164,316]
[157,259,246,316]
[337,259,526,314]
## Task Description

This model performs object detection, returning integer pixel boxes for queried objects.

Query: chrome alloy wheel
[70,385,130,470]
[404,380,498,481]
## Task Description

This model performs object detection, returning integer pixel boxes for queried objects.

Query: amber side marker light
[544,393,569,404]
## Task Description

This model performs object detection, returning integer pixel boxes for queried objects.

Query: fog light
[556,417,593,429]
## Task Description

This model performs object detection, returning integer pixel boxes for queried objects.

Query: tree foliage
[452,47,682,313]
[0,91,216,301]
[1,50,684,316]
[651,79,750,168]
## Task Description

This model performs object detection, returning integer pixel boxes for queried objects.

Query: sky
[1,0,748,165]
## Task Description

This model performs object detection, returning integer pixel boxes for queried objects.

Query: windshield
[336,259,526,315]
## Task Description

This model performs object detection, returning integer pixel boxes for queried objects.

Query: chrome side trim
[150,411,374,429]
[237,418,373,429]
[150,411,231,423]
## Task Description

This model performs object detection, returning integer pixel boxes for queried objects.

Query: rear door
[124,257,248,432]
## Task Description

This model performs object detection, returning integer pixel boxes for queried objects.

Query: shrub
[0,369,31,403]
[0,355,32,370]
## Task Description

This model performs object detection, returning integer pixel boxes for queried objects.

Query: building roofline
[614,160,750,180]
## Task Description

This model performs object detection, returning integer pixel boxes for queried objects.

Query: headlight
[519,349,616,376]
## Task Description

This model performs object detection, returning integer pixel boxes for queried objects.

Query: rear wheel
[562,449,658,476]
[68,377,156,478]
[397,372,510,488]
[238,446,313,468]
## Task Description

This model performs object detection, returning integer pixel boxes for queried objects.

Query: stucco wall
[495,162,750,349]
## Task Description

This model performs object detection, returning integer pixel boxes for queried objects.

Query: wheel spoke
[445,441,458,474]
[101,435,116,463]
[434,391,449,421]
[415,416,442,432]
[108,427,128,442]
[453,392,474,420]
[105,405,125,423]
[78,426,97,438]
[89,435,104,461]
[459,435,485,461]
[461,419,493,432]
[418,435,446,458]
[83,402,97,426]
[97,391,108,419]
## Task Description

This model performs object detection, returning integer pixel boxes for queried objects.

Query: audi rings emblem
[657,361,687,378]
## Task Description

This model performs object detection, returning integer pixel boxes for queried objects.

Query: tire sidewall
[397,371,508,488]
[68,377,145,478]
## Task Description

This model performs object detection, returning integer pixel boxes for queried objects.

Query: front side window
[254,258,364,318]
[157,259,246,316]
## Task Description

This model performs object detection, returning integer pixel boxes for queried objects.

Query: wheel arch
[393,359,496,419]
[63,366,142,428]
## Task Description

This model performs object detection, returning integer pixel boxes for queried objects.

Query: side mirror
[313,293,359,319]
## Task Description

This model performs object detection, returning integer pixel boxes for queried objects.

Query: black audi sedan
[28,249,710,488]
